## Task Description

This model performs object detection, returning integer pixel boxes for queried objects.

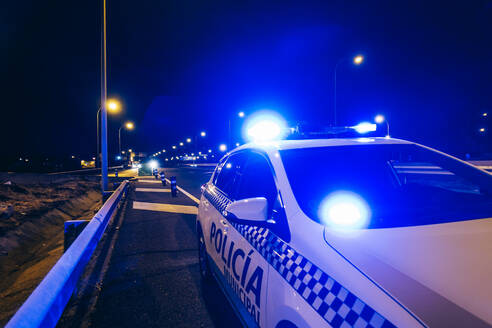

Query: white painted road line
[136,188,171,193]
[133,201,198,215]
[138,180,162,184]
[165,178,200,205]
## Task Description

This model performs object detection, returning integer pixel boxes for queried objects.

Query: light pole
[375,114,390,137]
[97,99,120,167]
[100,0,110,193]
[119,121,134,155]
[228,112,246,149]
[333,54,364,125]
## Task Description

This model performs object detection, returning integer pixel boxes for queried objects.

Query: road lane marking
[137,179,162,183]
[133,201,198,215]
[136,188,171,192]
[165,178,200,204]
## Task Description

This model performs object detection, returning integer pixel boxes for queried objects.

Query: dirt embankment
[0,177,101,325]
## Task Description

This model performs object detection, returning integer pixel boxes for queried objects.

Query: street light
[97,98,121,169]
[179,142,184,146]
[353,55,364,65]
[219,144,227,152]
[229,112,246,149]
[200,131,206,137]
[186,138,192,143]
[119,121,134,154]
[333,54,364,125]
[374,114,390,137]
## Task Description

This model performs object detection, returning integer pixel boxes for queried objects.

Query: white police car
[196,137,492,328]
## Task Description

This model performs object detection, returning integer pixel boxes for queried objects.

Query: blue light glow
[147,160,158,170]
[319,191,370,229]
[244,111,287,142]
[353,122,377,134]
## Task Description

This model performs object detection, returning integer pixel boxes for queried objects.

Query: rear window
[280,144,492,229]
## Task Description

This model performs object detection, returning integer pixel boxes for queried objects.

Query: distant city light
[200,131,206,137]
[353,55,364,65]
[172,145,176,149]
[219,144,227,152]
[353,122,377,134]
[71,155,75,159]
[162,149,166,152]
[235,142,240,147]
[479,128,486,133]
[116,155,122,160]
[238,111,245,118]
[179,142,184,146]
[128,149,132,152]
[319,191,370,229]
[483,112,488,117]
[374,115,385,124]
[208,149,212,153]
[186,138,191,143]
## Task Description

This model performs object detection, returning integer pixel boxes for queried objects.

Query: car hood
[323,217,492,327]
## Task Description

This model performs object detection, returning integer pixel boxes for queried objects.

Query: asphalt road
[60,166,241,328]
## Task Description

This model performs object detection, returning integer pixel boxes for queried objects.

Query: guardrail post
[160,171,166,186]
[170,176,177,197]
[64,220,90,251]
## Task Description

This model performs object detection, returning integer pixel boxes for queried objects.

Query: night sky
[2,1,492,162]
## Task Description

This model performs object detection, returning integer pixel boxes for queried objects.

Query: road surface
[59,166,242,328]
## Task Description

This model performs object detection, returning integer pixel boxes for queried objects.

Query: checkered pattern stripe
[203,186,396,328]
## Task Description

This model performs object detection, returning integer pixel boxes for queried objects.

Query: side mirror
[225,197,268,225]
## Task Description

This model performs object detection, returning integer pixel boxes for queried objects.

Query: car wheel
[198,229,213,282]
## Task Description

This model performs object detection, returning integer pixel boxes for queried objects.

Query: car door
[204,154,245,271]
[226,150,289,328]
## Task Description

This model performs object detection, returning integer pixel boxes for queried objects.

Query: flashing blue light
[319,191,370,229]
[353,122,377,134]
[245,111,287,142]
[147,160,158,170]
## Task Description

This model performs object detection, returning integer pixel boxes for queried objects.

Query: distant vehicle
[196,137,492,328]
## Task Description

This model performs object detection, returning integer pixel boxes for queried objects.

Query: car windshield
[280,143,492,229]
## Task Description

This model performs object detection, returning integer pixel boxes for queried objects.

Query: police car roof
[234,137,414,153]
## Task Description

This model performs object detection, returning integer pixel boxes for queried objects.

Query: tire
[198,228,213,283]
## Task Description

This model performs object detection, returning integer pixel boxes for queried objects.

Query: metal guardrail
[6,180,130,328]
[47,165,123,175]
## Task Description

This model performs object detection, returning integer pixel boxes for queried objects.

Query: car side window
[236,152,278,211]
[214,154,246,198]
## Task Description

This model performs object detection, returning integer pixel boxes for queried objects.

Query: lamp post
[97,99,120,168]
[100,0,109,193]
[228,112,246,149]
[333,54,364,126]
[119,121,134,155]
[374,114,390,137]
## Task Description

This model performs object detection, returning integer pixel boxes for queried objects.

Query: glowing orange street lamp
[119,121,134,154]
